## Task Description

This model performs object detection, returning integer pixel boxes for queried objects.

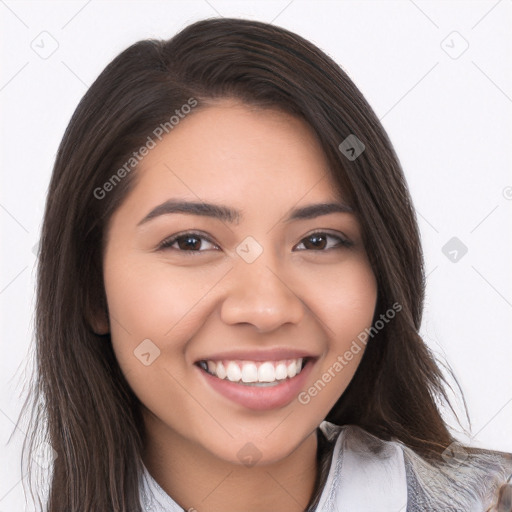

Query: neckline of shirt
[139,421,344,511]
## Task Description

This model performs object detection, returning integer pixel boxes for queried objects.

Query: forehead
[110,101,351,232]
[138,101,343,195]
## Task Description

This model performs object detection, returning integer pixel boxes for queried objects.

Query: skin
[98,99,378,512]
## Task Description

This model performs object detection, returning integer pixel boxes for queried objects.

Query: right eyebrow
[137,200,241,226]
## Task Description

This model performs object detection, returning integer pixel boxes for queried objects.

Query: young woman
[20,17,512,512]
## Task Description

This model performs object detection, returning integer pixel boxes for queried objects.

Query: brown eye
[295,231,353,251]
[159,232,219,253]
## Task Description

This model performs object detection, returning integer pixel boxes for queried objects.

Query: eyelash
[157,230,353,254]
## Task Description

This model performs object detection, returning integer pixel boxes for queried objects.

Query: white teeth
[275,363,288,380]
[199,357,306,384]
[216,361,227,379]
[287,360,297,378]
[258,362,275,382]
[226,362,242,382]
[241,363,258,383]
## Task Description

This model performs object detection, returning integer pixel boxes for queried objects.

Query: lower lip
[196,359,316,411]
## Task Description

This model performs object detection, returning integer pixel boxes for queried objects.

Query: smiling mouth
[195,357,311,387]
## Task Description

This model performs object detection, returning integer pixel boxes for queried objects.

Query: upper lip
[195,348,318,363]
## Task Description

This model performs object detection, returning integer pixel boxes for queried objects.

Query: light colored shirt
[139,421,512,511]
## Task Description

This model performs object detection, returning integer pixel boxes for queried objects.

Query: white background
[1,1,511,509]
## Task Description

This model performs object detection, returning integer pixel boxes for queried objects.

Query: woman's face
[101,99,377,465]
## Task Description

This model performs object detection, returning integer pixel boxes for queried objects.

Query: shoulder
[318,421,512,511]
[403,440,512,511]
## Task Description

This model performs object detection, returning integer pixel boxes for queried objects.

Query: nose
[220,255,305,333]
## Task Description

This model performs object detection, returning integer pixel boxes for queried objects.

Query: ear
[89,307,110,335]
[85,291,110,335]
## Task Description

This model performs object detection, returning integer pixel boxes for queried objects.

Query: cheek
[104,257,221,338]
[308,258,378,338]
[301,259,377,403]
[102,258,215,418]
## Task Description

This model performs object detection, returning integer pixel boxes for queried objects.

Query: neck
[142,414,319,512]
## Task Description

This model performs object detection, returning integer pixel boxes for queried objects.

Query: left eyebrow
[136,199,354,227]
[283,202,355,222]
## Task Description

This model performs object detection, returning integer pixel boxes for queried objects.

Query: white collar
[315,423,407,511]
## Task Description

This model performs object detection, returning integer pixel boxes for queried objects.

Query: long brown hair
[17,17,466,511]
